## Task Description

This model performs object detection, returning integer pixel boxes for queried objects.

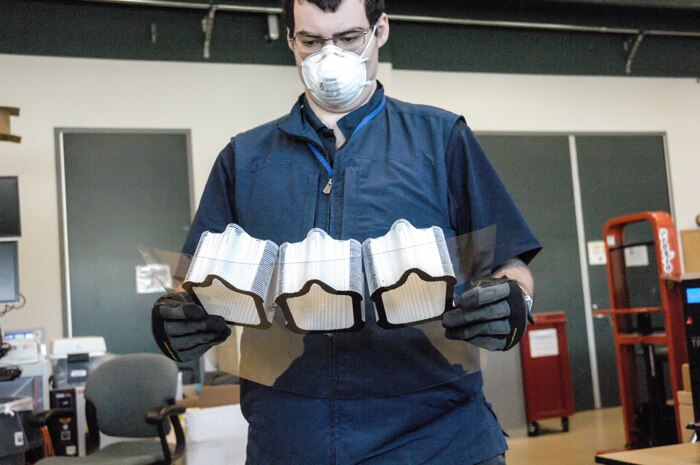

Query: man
[152,1,541,464]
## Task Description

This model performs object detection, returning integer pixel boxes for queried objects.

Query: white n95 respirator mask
[301,27,377,111]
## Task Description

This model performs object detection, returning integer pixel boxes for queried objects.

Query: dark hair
[283,0,385,38]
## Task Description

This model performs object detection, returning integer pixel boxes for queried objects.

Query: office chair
[33,353,186,465]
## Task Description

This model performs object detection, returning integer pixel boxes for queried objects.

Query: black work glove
[151,291,231,362]
[442,278,533,351]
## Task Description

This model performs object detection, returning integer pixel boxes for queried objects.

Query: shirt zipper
[323,178,333,194]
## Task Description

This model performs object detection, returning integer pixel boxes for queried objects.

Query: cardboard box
[179,383,240,409]
[682,230,700,273]
[678,390,694,443]
[186,403,247,443]
[185,403,248,465]
[683,363,692,392]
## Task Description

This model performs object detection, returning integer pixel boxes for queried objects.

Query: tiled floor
[505,407,627,465]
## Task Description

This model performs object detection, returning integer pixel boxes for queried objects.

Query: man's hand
[151,291,231,362]
[442,278,533,351]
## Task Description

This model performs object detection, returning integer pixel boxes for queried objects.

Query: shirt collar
[301,82,385,139]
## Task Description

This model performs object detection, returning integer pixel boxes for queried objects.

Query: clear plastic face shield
[140,221,496,397]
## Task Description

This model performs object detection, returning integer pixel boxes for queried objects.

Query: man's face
[288,0,389,111]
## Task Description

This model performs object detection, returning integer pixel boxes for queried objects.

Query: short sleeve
[181,143,238,255]
[446,119,541,270]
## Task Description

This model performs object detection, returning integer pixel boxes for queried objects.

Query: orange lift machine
[599,211,687,448]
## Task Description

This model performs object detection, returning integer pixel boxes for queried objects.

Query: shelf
[593,306,664,316]
[0,134,21,143]
[615,333,668,345]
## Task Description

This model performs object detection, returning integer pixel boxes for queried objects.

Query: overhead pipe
[78,0,700,38]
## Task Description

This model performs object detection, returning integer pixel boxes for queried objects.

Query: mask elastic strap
[356,24,379,86]
[359,23,379,59]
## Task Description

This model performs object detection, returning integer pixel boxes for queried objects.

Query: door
[478,133,670,413]
[58,130,192,355]
[575,134,671,407]
[479,135,591,414]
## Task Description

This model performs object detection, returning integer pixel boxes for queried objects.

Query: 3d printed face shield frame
[177,224,279,329]
[362,220,458,329]
[275,229,365,334]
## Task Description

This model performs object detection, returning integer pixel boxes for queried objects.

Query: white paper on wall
[587,240,607,266]
[528,328,559,358]
[624,245,650,267]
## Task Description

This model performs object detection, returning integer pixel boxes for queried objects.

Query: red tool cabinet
[519,311,575,436]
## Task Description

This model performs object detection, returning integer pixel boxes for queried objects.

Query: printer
[0,329,50,412]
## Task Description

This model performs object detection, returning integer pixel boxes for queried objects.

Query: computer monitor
[0,241,19,304]
[687,287,700,305]
[0,176,21,237]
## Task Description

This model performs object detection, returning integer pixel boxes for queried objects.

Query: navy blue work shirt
[182,83,541,465]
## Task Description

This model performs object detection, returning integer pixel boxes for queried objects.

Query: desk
[596,443,700,464]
